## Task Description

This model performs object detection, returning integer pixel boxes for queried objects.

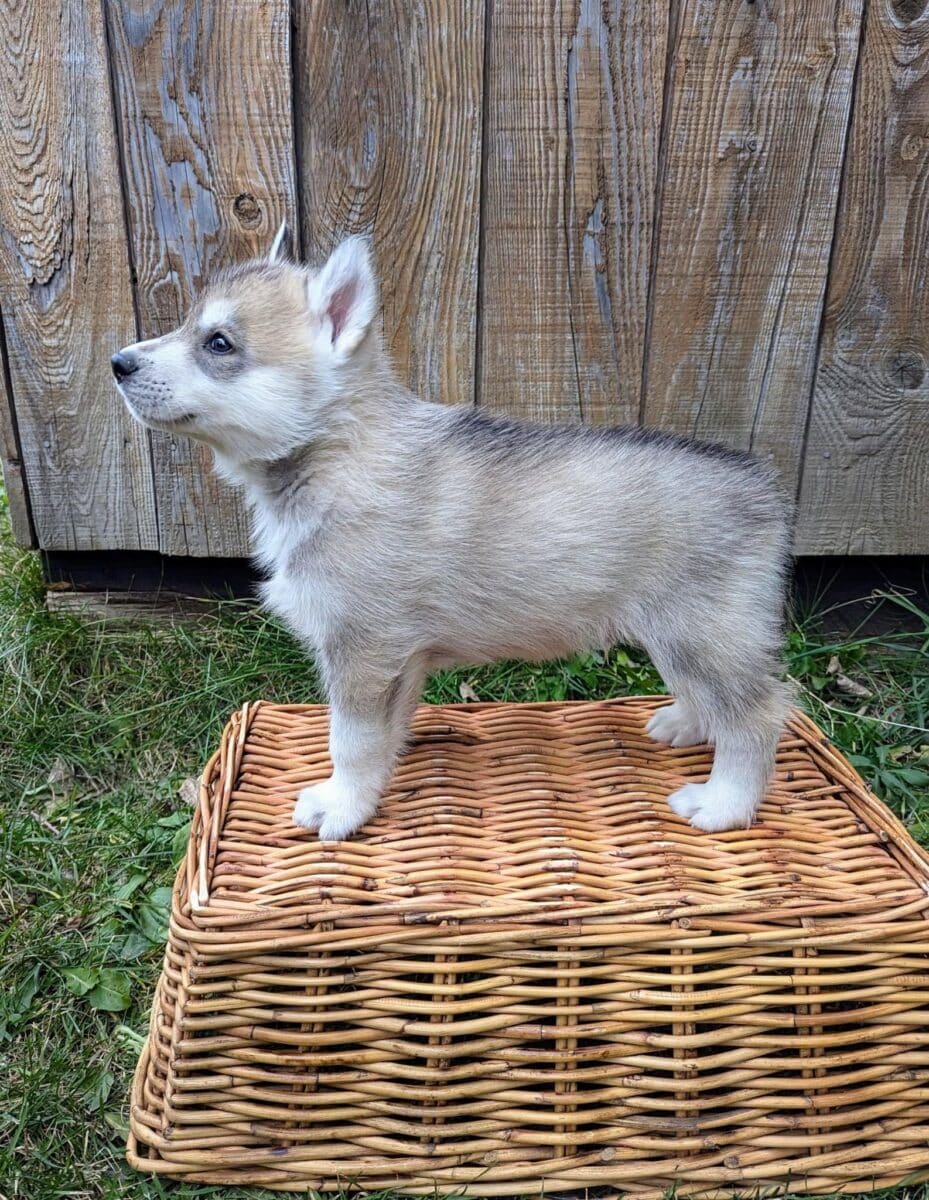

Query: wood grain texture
[106,0,297,556]
[295,0,484,409]
[0,0,158,552]
[642,0,864,491]
[797,0,929,554]
[45,590,229,624]
[478,0,670,424]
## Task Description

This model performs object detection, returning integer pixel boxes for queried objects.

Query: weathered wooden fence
[1,0,927,560]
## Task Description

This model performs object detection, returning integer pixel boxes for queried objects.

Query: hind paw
[667,782,757,832]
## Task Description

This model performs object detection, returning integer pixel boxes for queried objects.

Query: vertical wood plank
[0,307,35,546]
[642,0,864,491]
[798,0,929,554]
[296,0,485,409]
[0,0,158,552]
[478,0,670,424]
[106,0,297,556]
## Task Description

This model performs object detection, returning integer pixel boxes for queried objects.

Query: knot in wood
[886,349,926,390]
[893,0,928,23]
[233,192,262,228]
[900,132,927,162]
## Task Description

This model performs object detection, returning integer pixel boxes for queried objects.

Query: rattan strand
[128,697,929,1196]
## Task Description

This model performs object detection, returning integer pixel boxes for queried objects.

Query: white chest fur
[251,495,334,653]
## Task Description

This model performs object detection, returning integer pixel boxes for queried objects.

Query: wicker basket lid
[175,698,929,955]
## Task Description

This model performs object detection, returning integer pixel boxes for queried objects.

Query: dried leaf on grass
[826,655,873,699]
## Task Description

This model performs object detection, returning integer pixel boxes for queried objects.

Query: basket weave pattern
[129,698,929,1195]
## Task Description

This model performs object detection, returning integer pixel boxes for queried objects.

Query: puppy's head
[111,226,378,461]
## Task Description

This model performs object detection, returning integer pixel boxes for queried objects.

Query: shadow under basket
[128,698,929,1197]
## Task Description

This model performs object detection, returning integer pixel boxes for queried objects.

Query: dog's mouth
[117,390,198,431]
[143,410,198,431]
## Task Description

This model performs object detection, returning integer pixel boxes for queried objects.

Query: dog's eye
[206,332,234,355]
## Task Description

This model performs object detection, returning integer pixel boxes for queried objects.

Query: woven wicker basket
[129,697,929,1196]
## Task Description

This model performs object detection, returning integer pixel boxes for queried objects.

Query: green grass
[1,485,927,1200]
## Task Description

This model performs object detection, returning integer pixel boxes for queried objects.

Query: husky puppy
[112,225,791,841]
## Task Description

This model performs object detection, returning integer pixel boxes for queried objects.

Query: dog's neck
[214,338,405,497]
[214,371,417,574]
[224,419,352,496]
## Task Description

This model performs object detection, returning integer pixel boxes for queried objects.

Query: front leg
[293,703,393,840]
[294,660,426,840]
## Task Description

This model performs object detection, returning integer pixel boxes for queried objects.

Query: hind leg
[643,628,790,832]
[666,695,786,831]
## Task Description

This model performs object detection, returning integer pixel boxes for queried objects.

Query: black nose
[111,351,139,382]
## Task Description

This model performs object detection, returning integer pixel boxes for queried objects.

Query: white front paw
[667,781,757,832]
[646,703,711,748]
[293,778,378,841]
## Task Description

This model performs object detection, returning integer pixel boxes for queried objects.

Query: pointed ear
[268,220,292,264]
[306,236,377,357]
